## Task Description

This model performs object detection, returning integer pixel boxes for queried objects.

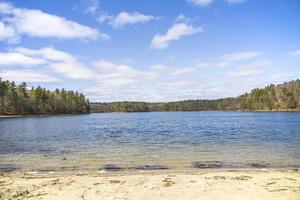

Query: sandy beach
[0,169,299,200]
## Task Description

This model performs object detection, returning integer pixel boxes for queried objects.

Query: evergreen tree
[0,79,90,115]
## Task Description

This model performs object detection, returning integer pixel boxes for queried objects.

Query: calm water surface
[0,112,300,172]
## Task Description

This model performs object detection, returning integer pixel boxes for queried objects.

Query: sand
[0,169,299,200]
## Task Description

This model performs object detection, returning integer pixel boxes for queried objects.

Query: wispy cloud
[0,21,18,43]
[222,51,263,62]
[0,2,109,42]
[84,0,100,15]
[92,59,156,88]
[174,14,192,23]
[169,67,196,75]
[98,12,160,28]
[228,68,264,77]
[187,0,213,7]
[18,47,93,80]
[218,51,263,67]
[289,49,300,57]
[151,23,203,49]
[0,47,93,80]
[0,51,45,66]
[85,59,209,101]
[187,0,247,7]
[227,60,272,77]
[0,70,59,83]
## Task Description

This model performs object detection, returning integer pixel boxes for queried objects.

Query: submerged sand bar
[0,169,299,200]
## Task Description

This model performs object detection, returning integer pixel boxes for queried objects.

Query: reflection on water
[0,112,300,172]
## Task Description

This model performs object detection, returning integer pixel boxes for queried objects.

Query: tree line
[0,78,90,115]
[90,79,300,112]
[1,78,299,115]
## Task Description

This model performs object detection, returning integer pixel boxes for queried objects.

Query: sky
[0,0,300,102]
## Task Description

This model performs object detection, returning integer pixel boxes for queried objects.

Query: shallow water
[0,112,300,172]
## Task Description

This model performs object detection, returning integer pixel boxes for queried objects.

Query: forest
[1,78,299,115]
[91,79,300,112]
[0,79,90,115]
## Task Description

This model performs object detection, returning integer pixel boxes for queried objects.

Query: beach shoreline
[1,169,299,200]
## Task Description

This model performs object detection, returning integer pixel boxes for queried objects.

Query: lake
[0,112,300,172]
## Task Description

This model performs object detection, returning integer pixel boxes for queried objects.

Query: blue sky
[0,0,299,101]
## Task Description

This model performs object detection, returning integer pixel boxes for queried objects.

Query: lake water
[0,112,300,172]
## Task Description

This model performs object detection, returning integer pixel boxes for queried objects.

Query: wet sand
[0,169,299,200]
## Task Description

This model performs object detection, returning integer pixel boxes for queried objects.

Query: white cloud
[187,0,247,7]
[0,52,45,66]
[227,60,272,77]
[0,47,93,80]
[28,53,275,102]
[289,50,300,57]
[0,2,108,41]
[98,12,159,28]
[148,64,169,72]
[12,10,105,40]
[0,21,18,42]
[157,80,192,90]
[50,62,93,80]
[92,59,152,88]
[84,59,209,101]
[23,47,93,79]
[97,13,113,23]
[241,60,272,68]
[187,0,213,7]
[151,23,203,49]
[16,47,75,62]
[149,64,197,76]
[228,68,264,77]
[174,14,191,23]
[0,70,59,83]
[84,0,100,14]
[217,51,263,67]
[170,67,196,75]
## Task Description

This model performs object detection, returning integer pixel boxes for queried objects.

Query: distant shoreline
[1,110,300,118]
[90,80,300,113]
[90,109,300,113]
